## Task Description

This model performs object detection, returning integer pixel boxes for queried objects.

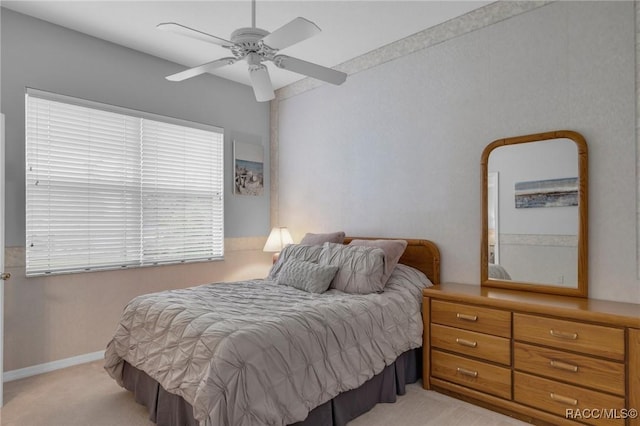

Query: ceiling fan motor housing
[230,27,275,61]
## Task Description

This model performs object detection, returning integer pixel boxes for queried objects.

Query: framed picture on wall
[233,141,264,196]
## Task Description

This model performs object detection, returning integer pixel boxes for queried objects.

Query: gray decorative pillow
[268,244,324,280]
[277,259,339,293]
[348,239,408,286]
[387,263,433,290]
[300,231,346,246]
[319,242,386,294]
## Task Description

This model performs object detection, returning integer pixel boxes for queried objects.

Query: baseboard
[3,350,105,382]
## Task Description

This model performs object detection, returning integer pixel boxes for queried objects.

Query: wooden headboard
[343,237,441,285]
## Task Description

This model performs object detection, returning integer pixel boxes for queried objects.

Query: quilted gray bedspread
[104,275,426,426]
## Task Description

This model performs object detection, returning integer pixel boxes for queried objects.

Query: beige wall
[4,240,272,372]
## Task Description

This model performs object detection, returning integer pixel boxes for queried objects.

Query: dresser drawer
[514,372,625,426]
[432,350,511,399]
[431,300,511,338]
[513,313,624,361]
[514,342,625,396]
[432,323,511,365]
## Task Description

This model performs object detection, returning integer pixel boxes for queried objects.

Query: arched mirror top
[481,130,588,297]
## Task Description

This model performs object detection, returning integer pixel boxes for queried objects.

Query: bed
[104,237,440,426]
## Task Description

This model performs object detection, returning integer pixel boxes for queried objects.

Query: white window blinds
[141,120,224,265]
[26,90,224,276]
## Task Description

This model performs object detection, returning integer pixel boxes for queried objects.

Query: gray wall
[276,1,638,303]
[1,8,271,244]
[1,9,274,371]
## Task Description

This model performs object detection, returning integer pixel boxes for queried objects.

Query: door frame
[1,113,6,407]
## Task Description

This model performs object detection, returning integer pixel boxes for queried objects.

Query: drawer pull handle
[455,338,478,348]
[456,367,478,378]
[456,313,478,322]
[550,392,578,406]
[550,359,579,373]
[549,329,578,340]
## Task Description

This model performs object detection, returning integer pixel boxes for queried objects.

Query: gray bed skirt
[121,348,421,426]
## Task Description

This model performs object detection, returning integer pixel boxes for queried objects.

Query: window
[25,89,224,276]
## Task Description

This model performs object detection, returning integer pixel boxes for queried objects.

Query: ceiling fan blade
[157,22,234,48]
[166,57,236,82]
[249,65,275,102]
[273,55,347,85]
[261,17,321,51]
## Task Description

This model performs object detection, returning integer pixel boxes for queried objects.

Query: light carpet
[2,361,528,426]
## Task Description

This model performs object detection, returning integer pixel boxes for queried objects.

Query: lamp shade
[263,227,293,252]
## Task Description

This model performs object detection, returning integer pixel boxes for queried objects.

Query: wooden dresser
[423,283,640,425]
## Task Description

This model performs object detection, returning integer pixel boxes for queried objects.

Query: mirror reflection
[481,130,588,298]
[488,139,578,287]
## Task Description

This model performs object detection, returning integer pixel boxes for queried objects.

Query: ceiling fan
[158,0,348,102]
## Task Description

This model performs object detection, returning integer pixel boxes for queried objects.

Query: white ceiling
[2,1,490,90]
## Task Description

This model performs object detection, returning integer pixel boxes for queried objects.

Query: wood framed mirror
[481,130,588,297]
